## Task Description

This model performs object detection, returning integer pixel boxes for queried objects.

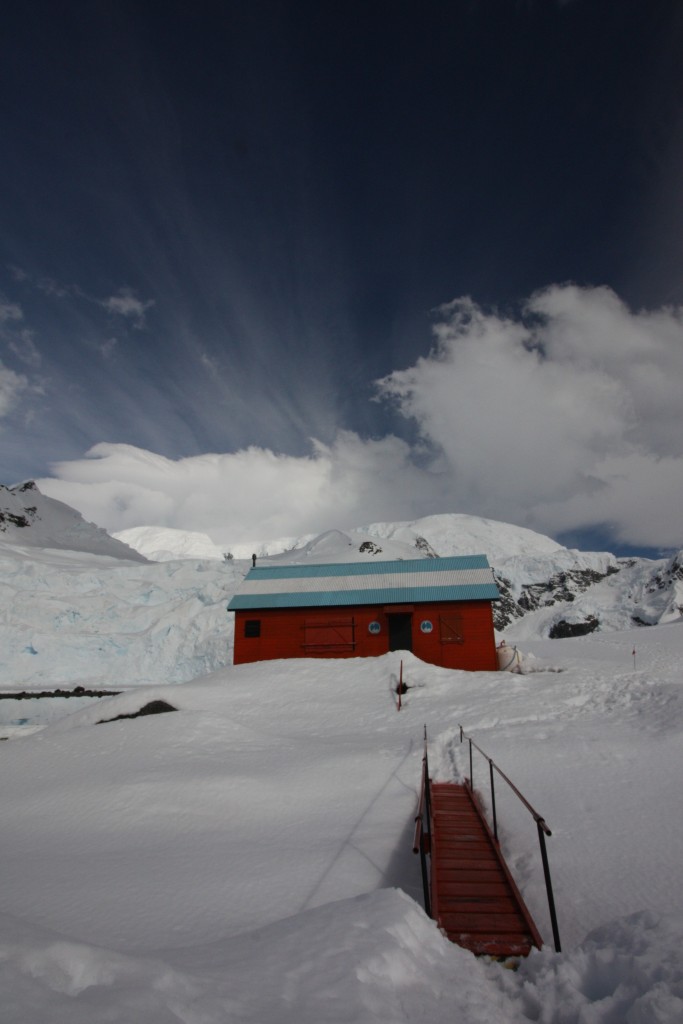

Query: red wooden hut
[228,554,500,670]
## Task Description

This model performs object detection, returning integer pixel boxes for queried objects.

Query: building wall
[232,601,498,670]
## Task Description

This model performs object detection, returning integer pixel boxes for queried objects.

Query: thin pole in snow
[632,647,637,670]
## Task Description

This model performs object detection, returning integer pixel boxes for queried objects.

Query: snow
[114,524,227,562]
[1,481,146,560]
[356,512,567,561]
[0,540,237,690]
[114,512,568,565]
[1,502,683,1021]
[503,551,683,638]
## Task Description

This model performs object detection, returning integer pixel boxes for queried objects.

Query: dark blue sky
[1,1,682,554]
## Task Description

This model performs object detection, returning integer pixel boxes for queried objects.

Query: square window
[244,619,261,638]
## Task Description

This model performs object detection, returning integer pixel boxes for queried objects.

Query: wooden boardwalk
[429,782,543,957]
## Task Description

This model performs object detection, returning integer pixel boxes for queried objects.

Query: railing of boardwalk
[459,724,562,953]
[412,725,432,918]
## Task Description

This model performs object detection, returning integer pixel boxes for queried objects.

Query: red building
[228,555,500,670]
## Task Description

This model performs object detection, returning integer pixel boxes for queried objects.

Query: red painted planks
[429,782,542,957]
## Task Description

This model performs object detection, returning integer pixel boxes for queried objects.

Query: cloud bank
[37,285,683,550]
[376,285,683,548]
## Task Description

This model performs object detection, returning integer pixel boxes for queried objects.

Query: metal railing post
[489,759,498,843]
[537,822,561,952]
[419,838,431,917]
[413,725,433,918]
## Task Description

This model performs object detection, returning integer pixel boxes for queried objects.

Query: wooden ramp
[430,782,543,957]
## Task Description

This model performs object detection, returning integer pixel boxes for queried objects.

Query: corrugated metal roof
[250,554,489,580]
[227,555,500,610]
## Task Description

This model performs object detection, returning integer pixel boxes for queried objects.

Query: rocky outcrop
[548,616,600,639]
[414,536,439,558]
[0,481,147,561]
[492,573,526,632]
[358,540,383,555]
[491,564,621,633]
[518,566,620,612]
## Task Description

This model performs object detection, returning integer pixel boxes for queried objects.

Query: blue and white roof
[227,555,500,610]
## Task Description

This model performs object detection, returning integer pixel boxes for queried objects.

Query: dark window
[244,619,261,638]
[439,615,464,644]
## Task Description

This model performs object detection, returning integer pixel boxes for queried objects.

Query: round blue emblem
[420,620,433,634]
[368,621,381,634]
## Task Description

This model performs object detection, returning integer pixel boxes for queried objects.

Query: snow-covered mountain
[114,524,225,562]
[1,481,147,561]
[115,512,565,564]
[117,510,683,637]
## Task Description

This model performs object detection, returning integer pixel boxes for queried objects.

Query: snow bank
[2,885,681,1022]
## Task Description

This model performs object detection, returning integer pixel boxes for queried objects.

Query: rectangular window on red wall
[303,618,356,651]
[439,615,464,643]
[244,619,261,638]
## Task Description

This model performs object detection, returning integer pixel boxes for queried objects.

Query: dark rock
[0,511,32,529]
[519,567,619,613]
[414,536,439,558]
[97,700,177,724]
[548,616,600,639]
[492,573,526,631]
[0,687,120,700]
[359,541,383,555]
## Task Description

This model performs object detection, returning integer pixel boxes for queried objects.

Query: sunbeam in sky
[2,1,682,556]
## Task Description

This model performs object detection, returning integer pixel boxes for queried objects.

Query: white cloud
[0,361,30,418]
[0,299,23,324]
[100,337,118,359]
[36,277,70,298]
[36,286,683,550]
[101,288,155,327]
[38,435,441,546]
[8,328,41,367]
[376,285,683,548]
[0,295,42,367]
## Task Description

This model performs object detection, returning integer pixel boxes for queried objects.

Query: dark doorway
[388,613,413,652]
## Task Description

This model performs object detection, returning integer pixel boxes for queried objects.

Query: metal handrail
[459,724,561,952]
[411,725,432,917]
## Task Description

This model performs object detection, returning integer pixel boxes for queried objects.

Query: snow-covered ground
[1,495,682,1022]
[1,603,682,1017]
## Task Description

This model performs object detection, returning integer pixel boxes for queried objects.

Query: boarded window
[439,615,464,644]
[303,618,356,651]
[244,619,261,638]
